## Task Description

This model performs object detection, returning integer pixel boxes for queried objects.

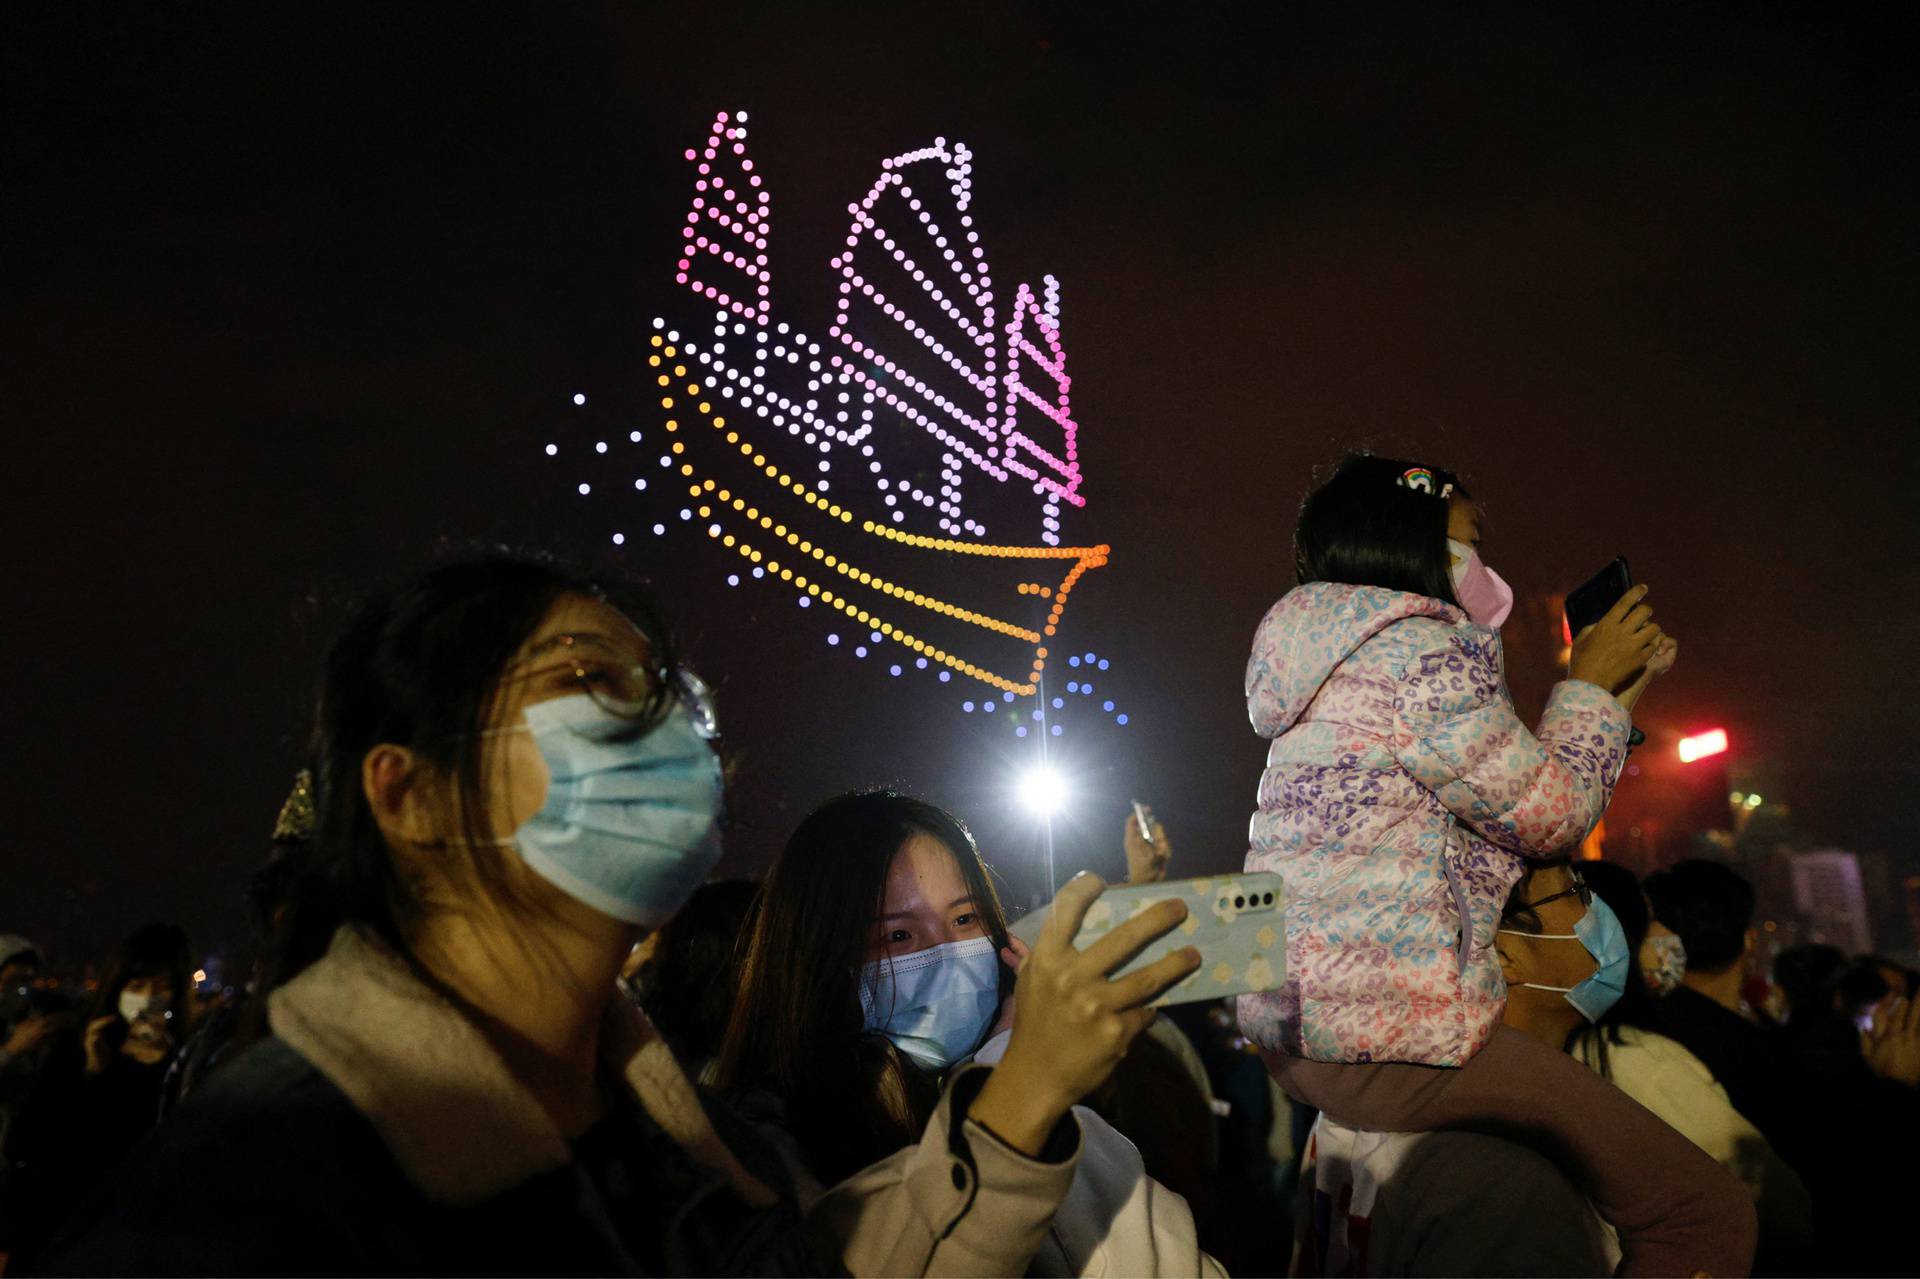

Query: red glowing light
[1677,729,1729,763]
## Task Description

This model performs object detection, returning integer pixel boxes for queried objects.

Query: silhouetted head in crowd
[274,552,689,987]
[88,923,191,1027]
[1644,860,1755,1010]
[628,878,758,1068]
[1,936,41,992]
[1294,453,1475,602]
[1771,943,1846,1026]
[713,790,1012,1185]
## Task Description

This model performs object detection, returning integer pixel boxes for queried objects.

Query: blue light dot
[726,574,739,587]
[984,700,996,713]
[854,646,867,658]
[889,664,901,676]
[938,671,951,682]
[870,631,882,643]
[1068,656,1081,667]
[1080,684,1093,695]
[915,657,928,669]
[1116,714,1129,726]
[1084,652,1096,664]
[1097,659,1109,670]
[1050,724,1063,736]
[963,701,975,712]
[1067,681,1079,693]
[1016,726,1028,737]
[798,597,811,608]
[1051,697,1064,709]
[1032,710,1044,721]
[1002,691,1015,703]
[827,634,840,646]
[1103,700,1115,712]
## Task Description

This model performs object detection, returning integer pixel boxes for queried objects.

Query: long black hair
[1565,860,1660,1079]
[272,551,678,988]
[712,790,1013,1186]
[1295,453,1469,604]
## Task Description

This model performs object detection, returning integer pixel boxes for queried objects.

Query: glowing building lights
[1678,729,1730,763]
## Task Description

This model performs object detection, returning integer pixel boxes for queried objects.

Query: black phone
[1565,557,1632,635]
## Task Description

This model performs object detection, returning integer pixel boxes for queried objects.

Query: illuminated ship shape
[658,110,1106,696]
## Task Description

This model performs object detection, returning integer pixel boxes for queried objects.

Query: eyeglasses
[494,651,720,741]
[1512,867,1592,915]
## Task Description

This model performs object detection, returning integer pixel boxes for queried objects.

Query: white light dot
[634,478,647,491]
[544,443,558,456]
[611,533,625,545]
[727,574,740,586]
[629,430,642,442]
[577,483,591,495]
[652,523,666,535]
[595,441,608,454]
[827,633,840,646]
[572,393,586,406]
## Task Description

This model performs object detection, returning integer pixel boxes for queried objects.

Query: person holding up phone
[1237,454,1750,1277]
[713,790,1226,1276]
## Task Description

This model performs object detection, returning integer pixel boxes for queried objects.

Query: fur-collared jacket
[29,926,1084,1276]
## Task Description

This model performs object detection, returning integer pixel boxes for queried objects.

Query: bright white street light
[1018,765,1068,817]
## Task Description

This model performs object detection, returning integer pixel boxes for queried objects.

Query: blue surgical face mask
[859,936,1002,1072]
[1499,895,1630,1023]
[495,693,725,927]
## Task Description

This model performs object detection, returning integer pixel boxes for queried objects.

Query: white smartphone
[1131,799,1154,843]
[1010,872,1286,1006]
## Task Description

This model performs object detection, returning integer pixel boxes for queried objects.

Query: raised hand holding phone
[968,873,1199,1154]
[1569,583,1669,704]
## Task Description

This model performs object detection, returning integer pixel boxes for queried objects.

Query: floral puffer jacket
[1235,583,1630,1068]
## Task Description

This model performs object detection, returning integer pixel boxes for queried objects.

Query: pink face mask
[1448,539,1513,630]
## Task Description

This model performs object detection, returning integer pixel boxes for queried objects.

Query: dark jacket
[27,926,1081,1277]
[31,1036,817,1277]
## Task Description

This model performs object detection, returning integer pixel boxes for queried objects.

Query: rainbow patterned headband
[1396,467,1454,499]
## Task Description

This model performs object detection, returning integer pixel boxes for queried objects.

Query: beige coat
[271,926,1085,1276]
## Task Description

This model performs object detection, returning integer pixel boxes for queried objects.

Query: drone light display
[555,110,1128,727]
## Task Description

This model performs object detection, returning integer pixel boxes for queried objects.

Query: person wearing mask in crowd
[1648,858,1920,1275]
[6,923,191,1255]
[29,554,1193,1276]
[0,936,66,1218]
[1237,454,1752,1276]
[623,878,758,1082]
[1299,860,1629,1275]
[1569,862,1810,1274]
[713,790,1224,1276]
[0,938,53,1122]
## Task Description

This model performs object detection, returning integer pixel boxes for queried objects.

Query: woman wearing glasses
[30,555,1168,1276]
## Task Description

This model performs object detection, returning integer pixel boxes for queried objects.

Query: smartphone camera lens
[1218,897,1229,910]
[1263,892,1274,905]
[1234,895,1245,908]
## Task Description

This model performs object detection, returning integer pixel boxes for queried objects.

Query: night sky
[5,4,1916,968]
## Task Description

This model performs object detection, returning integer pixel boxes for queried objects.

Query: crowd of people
[1,453,1915,1276]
